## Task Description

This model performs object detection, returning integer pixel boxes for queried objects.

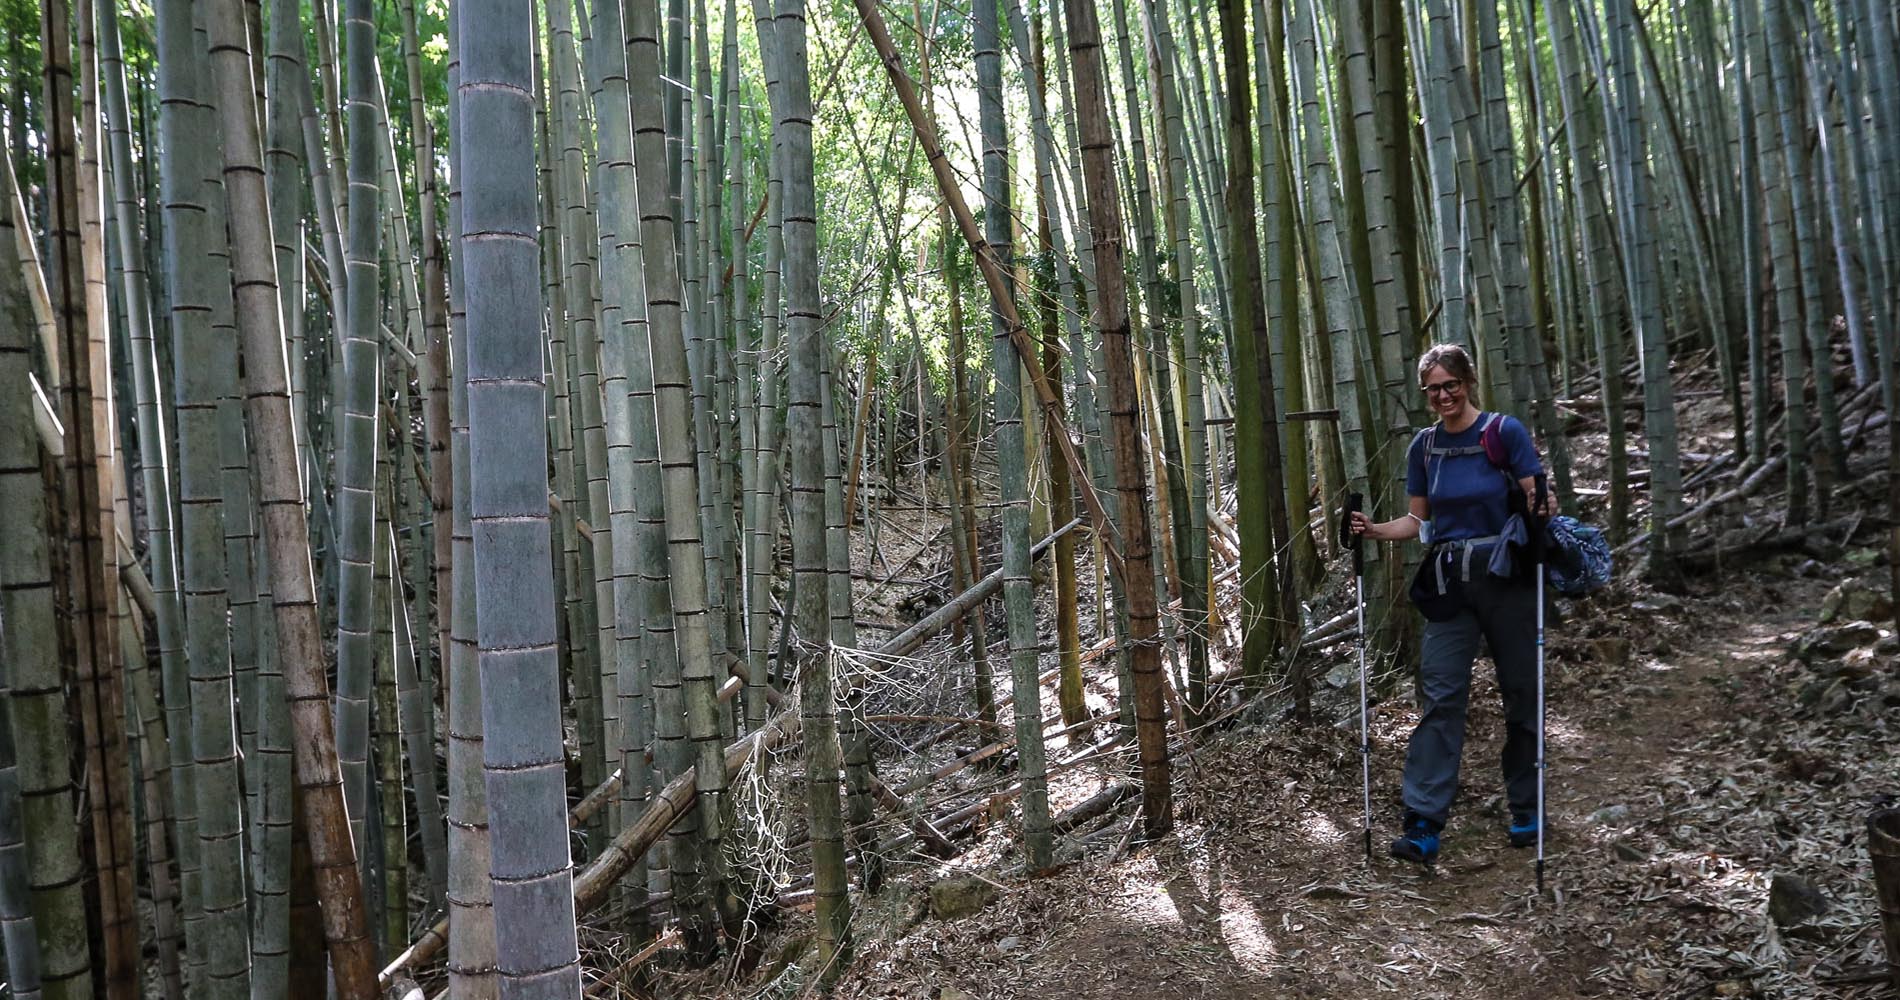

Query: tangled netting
[722,637,984,995]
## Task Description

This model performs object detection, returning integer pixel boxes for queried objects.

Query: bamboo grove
[0,0,1892,988]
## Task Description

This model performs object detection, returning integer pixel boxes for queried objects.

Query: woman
[1349,343,1549,865]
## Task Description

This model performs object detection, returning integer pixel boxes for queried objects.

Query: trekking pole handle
[1342,492,1364,576]
[1532,474,1549,567]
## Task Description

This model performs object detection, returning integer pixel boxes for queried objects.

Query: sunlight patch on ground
[1215,886,1278,970]
[1116,878,1186,929]
[1300,811,1348,846]
[1470,922,1533,958]
[1545,716,1587,742]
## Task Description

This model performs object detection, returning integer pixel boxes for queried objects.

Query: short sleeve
[1502,416,1543,479]
[1406,429,1430,497]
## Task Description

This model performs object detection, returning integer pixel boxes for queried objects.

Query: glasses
[1422,379,1465,397]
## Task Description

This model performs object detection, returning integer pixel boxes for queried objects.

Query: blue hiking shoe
[1389,816,1440,865]
[1508,813,1541,849]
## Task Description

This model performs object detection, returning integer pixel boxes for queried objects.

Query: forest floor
[815,560,1898,1000]
[639,361,1898,1000]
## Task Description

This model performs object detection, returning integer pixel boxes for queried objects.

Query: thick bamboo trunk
[199,0,379,988]
[166,17,251,982]
[255,0,308,979]
[43,0,139,990]
[1060,0,1173,836]
[628,0,739,943]
[332,0,385,881]
[973,0,1054,871]
[0,131,94,1000]
[458,0,583,988]
[0,627,42,1000]
[151,0,216,974]
[443,11,499,995]
[778,0,853,969]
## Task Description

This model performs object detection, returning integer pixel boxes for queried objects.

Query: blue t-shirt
[1405,413,1542,542]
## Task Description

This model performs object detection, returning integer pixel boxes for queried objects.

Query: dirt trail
[827,568,1898,1000]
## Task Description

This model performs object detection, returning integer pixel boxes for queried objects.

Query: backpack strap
[1426,412,1502,500]
[1425,412,1498,458]
[1423,413,1542,550]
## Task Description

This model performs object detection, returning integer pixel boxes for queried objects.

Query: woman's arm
[1349,495,1429,541]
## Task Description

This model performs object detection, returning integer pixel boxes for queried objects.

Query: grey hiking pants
[1401,570,1539,828]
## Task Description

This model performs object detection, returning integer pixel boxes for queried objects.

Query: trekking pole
[1342,492,1371,863]
[1532,474,1549,894]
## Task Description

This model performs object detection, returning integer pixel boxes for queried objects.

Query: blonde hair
[1417,343,1478,388]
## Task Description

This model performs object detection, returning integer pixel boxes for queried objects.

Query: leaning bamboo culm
[199,0,379,987]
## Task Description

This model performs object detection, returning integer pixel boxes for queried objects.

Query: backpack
[1441,412,1615,596]
[1543,515,1613,596]
[1419,412,1534,583]
[1409,413,1526,619]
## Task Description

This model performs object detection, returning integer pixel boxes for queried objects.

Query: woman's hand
[1518,476,1559,518]
[1351,499,1425,542]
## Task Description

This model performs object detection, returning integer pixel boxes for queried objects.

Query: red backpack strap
[1476,412,1498,461]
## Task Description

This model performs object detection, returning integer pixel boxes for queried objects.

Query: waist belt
[1428,534,1500,592]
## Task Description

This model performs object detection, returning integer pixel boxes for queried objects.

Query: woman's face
[1420,364,1470,419]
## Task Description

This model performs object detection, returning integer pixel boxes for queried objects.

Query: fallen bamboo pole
[878,518,1080,659]
[582,929,682,997]
[1615,393,1885,556]
[869,774,957,857]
